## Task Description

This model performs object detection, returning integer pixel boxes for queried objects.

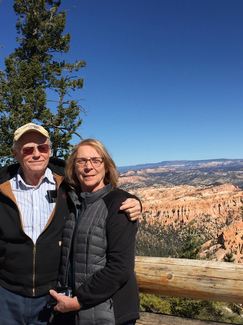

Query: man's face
[13,132,51,177]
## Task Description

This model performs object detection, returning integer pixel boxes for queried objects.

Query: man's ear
[12,148,16,158]
[12,148,19,161]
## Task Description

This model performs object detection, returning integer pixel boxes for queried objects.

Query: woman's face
[74,145,107,193]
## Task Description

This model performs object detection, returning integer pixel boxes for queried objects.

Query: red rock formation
[217,222,243,262]
[128,183,243,227]
[124,182,243,262]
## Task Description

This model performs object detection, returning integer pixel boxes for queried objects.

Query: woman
[50,139,140,325]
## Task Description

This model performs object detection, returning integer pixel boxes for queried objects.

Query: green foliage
[139,293,171,314]
[170,297,213,319]
[135,217,184,257]
[135,216,211,258]
[139,294,243,324]
[223,252,235,263]
[205,251,214,260]
[179,223,202,259]
[0,0,86,164]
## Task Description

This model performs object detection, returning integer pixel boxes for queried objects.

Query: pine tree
[0,0,86,164]
[180,223,202,260]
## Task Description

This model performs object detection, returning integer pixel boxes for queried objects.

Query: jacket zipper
[33,244,36,296]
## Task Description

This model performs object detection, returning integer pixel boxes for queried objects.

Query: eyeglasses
[75,157,104,167]
[21,144,50,155]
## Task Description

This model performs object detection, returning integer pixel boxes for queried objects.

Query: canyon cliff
[119,161,243,262]
[126,183,243,226]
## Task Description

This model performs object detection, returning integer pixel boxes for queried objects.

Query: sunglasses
[21,144,50,155]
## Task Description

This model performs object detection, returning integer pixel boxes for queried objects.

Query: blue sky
[1,0,243,167]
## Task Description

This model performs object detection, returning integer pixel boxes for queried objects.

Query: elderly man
[0,123,141,325]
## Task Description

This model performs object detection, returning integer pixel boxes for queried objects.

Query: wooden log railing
[135,256,243,304]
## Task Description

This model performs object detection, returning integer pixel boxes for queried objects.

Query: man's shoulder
[0,163,19,184]
[48,157,66,176]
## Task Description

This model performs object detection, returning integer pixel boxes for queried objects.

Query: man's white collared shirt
[10,167,56,243]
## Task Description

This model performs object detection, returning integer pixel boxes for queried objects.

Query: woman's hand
[49,290,82,313]
[120,198,142,221]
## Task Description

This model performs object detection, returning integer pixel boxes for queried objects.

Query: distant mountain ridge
[118,158,243,173]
